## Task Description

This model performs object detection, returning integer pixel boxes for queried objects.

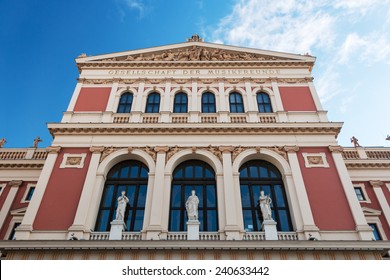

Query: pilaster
[66,78,84,112]
[145,146,169,240]
[328,145,373,240]
[0,180,23,231]
[370,180,390,229]
[219,146,241,240]
[16,146,61,240]
[68,146,105,240]
[284,146,320,240]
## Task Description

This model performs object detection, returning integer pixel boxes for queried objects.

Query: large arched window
[95,160,148,232]
[229,92,244,113]
[173,92,188,113]
[145,92,160,113]
[239,160,292,232]
[257,92,272,113]
[201,92,216,113]
[169,160,218,232]
[117,92,133,113]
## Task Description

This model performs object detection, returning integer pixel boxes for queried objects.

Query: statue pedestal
[187,220,200,240]
[262,220,278,240]
[109,220,126,240]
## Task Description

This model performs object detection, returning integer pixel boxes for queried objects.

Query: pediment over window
[362,207,382,216]
[76,41,315,64]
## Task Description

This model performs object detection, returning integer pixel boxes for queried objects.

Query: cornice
[0,162,45,170]
[48,123,342,137]
[344,161,390,169]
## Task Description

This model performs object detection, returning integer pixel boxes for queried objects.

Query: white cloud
[116,0,147,19]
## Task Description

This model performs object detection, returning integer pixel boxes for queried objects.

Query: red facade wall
[356,181,390,239]
[382,182,390,205]
[0,181,36,239]
[0,181,11,210]
[73,87,111,112]
[298,147,355,230]
[33,148,91,230]
[279,86,317,111]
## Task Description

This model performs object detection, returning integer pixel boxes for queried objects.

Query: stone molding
[369,180,384,188]
[8,180,23,187]
[283,146,300,153]
[328,145,344,153]
[47,146,61,154]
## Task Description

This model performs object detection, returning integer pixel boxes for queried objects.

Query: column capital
[9,180,23,187]
[154,146,169,153]
[283,145,299,153]
[218,146,234,153]
[328,145,344,153]
[77,77,86,83]
[89,146,105,153]
[47,146,61,154]
[369,180,384,188]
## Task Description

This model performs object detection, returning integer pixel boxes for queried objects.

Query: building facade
[1,36,390,260]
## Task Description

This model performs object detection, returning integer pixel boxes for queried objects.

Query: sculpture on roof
[33,136,42,148]
[0,138,6,148]
[350,136,361,148]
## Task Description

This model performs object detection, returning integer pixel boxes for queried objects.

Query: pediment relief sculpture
[97,46,293,62]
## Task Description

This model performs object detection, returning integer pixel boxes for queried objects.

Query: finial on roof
[187,33,204,42]
[77,53,87,58]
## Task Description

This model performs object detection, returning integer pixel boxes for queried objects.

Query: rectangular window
[9,222,21,240]
[354,187,365,201]
[24,186,36,202]
[368,223,382,240]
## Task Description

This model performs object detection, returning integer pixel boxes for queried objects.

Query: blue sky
[1,0,389,148]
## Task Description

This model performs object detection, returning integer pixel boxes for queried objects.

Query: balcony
[89,231,298,241]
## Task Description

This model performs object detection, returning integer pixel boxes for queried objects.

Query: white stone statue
[115,191,129,221]
[259,190,273,221]
[185,190,199,221]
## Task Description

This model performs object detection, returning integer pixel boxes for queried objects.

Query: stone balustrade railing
[342,147,390,160]
[0,148,48,161]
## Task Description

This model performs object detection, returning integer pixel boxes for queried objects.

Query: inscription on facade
[108,69,281,77]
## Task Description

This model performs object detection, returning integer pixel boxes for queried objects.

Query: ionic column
[329,145,373,240]
[68,146,105,239]
[16,146,61,240]
[370,180,390,229]
[0,180,23,232]
[145,146,169,240]
[284,146,320,239]
[219,146,241,240]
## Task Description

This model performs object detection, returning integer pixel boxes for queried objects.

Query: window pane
[204,168,213,178]
[206,185,216,207]
[120,166,129,178]
[130,165,139,178]
[194,165,202,178]
[171,185,181,207]
[198,210,204,231]
[137,185,147,207]
[175,168,183,178]
[252,185,261,204]
[240,185,251,207]
[249,166,259,177]
[369,223,382,240]
[274,185,285,207]
[126,185,136,206]
[243,210,254,231]
[278,210,291,231]
[207,210,217,231]
[125,210,132,230]
[170,210,181,231]
[240,167,248,178]
[185,165,193,178]
[97,210,110,231]
[102,185,115,208]
[259,166,268,178]
[133,210,144,231]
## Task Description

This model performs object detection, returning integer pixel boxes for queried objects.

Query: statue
[386,135,390,141]
[259,190,273,221]
[185,190,199,221]
[350,136,361,148]
[33,136,42,148]
[115,191,129,221]
[0,138,6,148]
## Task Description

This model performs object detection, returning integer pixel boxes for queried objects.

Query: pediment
[76,41,315,64]
[362,207,381,216]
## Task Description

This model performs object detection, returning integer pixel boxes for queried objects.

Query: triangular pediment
[76,41,315,64]
[362,207,381,216]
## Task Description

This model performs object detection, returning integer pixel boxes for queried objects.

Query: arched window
[95,160,148,232]
[117,92,133,113]
[201,92,216,113]
[229,92,244,113]
[145,92,160,113]
[169,160,218,232]
[173,92,188,113]
[239,160,292,232]
[257,92,272,113]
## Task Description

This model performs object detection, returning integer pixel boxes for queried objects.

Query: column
[307,79,328,122]
[68,146,104,239]
[271,81,288,122]
[370,181,390,229]
[62,78,84,122]
[245,79,258,123]
[145,146,169,240]
[329,146,373,240]
[219,146,241,240]
[160,79,171,123]
[16,146,61,240]
[284,146,320,240]
[0,180,22,231]
[131,79,145,122]
[189,79,199,122]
